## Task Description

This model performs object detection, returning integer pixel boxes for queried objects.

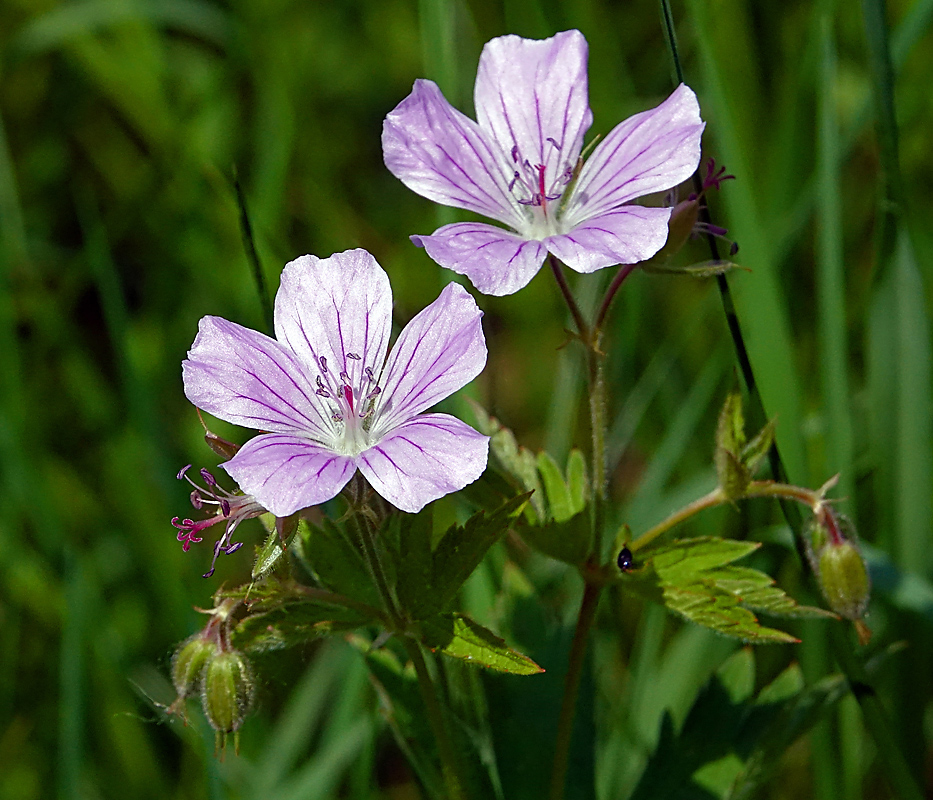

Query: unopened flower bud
[818,539,870,621]
[808,510,870,623]
[171,634,219,699]
[202,650,255,736]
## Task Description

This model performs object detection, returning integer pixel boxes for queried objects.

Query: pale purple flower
[382,29,705,296]
[182,249,489,517]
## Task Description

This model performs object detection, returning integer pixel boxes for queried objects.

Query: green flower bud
[202,650,255,735]
[171,635,219,699]
[818,539,870,621]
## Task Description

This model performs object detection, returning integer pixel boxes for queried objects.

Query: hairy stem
[548,579,601,800]
[594,263,637,331]
[402,638,466,800]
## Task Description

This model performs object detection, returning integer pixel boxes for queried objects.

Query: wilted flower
[182,248,488,516]
[383,29,705,296]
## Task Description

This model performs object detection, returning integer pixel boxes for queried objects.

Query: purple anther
[346,352,361,360]
[319,356,328,372]
[546,137,561,150]
[511,144,520,162]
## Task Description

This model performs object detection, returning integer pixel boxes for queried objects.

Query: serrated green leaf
[469,399,544,520]
[396,494,530,620]
[419,613,544,675]
[519,511,592,566]
[741,418,776,476]
[537,450,573,522]
[621,538,822,642]
[647,537,760,578]
[296,518,382,609]
[231,601,368,654]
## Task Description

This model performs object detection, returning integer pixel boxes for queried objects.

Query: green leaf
[741,418,776,476]
[230,601,368,654]
[469,400,544,520]
[565,449,589,514]
[537,451,573,522]
[296,518,382,609]
[395,494,530,620]
[519,511,592,567]
[419,613,544,675]
[621,538,830,642]
[715,391,750,499]
[629,649,850,800]
[642,259,748,278]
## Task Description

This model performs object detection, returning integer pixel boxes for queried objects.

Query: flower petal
[566,84,704,224]
[545,206,673,273]
[222,433,356,517]
[412,222,547,296]
[383,80,523,227]
[274,249,393,397]
[357,414,488,513]
[183,315,331,437]
[474,31,591,200]
[374,282,486,432]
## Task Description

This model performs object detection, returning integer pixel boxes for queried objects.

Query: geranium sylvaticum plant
[164,24,875,800]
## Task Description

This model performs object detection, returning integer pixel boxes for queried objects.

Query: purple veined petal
[474,31,592,203]
[274,250,393,398]
[566,84,704,224]
[183,315,333,438]
[412,221,548,296]
[383,80,524,228]
[374,283,486,433]
[357,414,489,513]
[545,206,673,274]
[222,433,356,517]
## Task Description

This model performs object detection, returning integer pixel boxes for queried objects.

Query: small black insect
[617,546,634,572]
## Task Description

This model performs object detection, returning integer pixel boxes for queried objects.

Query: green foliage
[296,518,383,609]
[621,538,833,643]
[714,391,776,500]
[419,613,544,675]
[629,648,850,800]
[392,493,530,620]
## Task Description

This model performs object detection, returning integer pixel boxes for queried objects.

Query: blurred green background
[1,0,932,797]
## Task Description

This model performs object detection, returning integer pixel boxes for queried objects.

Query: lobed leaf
[621,537,828,642]
[296,518,382,609]
[395,494,530,620]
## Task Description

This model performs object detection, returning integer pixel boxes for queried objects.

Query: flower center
[507,138,574,237]
[313,352,382,456]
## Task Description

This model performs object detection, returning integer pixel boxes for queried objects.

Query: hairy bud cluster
[168,600,255,756]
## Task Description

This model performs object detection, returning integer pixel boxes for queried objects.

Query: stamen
[346,352,361,360]
[332,413,343,422]
[546,137,561,151]
[511,145,520,162]
[339,371,350,383]
[365,367,375,383]
[319,356,328,372]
